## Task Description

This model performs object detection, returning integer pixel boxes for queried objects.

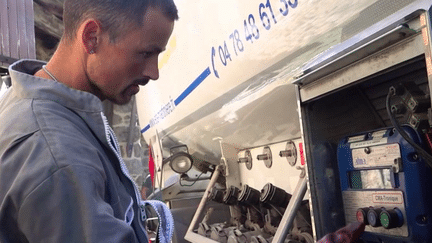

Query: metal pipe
[185,165,222,242]
[271,175,308,243]
[185,231,219,243]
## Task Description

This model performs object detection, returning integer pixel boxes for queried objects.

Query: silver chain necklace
[42,65,59,82]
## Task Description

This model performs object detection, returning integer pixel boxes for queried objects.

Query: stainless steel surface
[185,232,219,243]
[295,24,418,86]
[300,32,425,102]
[185,165,222,242]
[272,175,309,243]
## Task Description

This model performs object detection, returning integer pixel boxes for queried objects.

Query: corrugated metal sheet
[0,0,35,67]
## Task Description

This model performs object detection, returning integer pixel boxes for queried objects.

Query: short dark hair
[63,0,178,42]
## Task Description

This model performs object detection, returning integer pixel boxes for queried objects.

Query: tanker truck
[136,0,432,242]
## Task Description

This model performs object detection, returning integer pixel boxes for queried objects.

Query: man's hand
[317,222,365,243]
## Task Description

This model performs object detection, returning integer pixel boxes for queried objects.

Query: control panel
[337,126,432,242]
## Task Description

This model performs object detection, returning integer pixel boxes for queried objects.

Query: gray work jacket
[0,60,149,242]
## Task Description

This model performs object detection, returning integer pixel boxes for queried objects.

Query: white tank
[136,0,422,165]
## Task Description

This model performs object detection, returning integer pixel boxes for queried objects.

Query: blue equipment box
[337,126,432,242]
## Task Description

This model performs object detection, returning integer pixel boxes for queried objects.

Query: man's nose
[143,59,159,81]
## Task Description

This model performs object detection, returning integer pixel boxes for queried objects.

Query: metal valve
[279,141,297,166]
[238,150,253,170]
[257,146,272,168]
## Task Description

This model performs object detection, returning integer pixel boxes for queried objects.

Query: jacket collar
[9,59,112,150]
[9,59,103,113]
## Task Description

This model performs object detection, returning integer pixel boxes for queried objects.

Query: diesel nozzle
[260,183,292,208]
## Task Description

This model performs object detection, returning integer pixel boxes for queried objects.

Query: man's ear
[81,19,102,54]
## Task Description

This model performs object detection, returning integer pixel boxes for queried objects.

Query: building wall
[104,99,149,189]
[0,0,36,67]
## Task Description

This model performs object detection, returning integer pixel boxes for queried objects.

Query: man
[0,0,177,242]
[318,222,365,243]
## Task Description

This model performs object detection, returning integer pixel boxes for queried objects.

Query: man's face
[88,7,175,105]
